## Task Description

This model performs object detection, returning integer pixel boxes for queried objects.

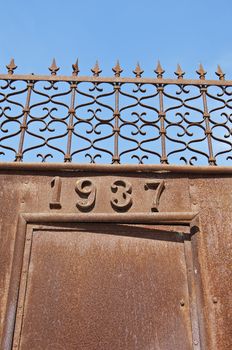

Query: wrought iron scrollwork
[0,61,231,165]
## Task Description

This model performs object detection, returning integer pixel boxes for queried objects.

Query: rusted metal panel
[189,178,232,350]
[0,167,231,349]
[2,214,199,350]
[0,176,27,341]
[13,225,193,350]
[0,172,192,216]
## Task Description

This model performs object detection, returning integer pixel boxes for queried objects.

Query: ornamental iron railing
[0,59,232,165]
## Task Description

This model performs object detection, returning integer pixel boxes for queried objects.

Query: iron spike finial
[175,64,185,79]
[155,60,165,78]
[72,58,80,76]
[133,62,144,78]
[196,63,207,79]
[49,58,60,75]
[216,65,225,81]
[6,58,17,75]
[91,60,102,77]
[112,60,123,77]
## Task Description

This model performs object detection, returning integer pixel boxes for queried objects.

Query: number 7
[144,181,165,212]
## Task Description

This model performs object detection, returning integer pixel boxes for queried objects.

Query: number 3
[111,180,133,212]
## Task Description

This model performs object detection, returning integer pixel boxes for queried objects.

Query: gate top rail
[2,73,232,86]
[0,59,232,166]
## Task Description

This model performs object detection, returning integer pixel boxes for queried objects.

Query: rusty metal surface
[13,225,193,350]
[1,162,232,174]
[189,178,232,350]
[0,60,232,165]
[0,166,231,349]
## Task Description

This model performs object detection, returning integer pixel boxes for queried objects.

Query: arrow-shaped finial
[175,64,185,79]
[72,58,80,76]
[215,65,225,80]
[133,62,144,78]
[196,63,207,79]
[112,60,123,77]
[155,60,165,78]
[91,60,102,77]
[6,58,17,74]
[49,58,60,75]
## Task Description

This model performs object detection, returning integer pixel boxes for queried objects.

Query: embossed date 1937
[50,177,165,212]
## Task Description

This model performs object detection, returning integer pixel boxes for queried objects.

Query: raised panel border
[1,211,201,350]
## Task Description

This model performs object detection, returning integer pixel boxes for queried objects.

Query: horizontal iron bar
[22,212,198,225]
[0,74,232,86]
[0,162,232,174]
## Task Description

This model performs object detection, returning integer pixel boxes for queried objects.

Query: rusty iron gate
[0,60,232,350]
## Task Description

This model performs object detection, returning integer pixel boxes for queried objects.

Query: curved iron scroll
[0,75,231,165]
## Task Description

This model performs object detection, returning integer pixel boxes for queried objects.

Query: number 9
[75,179,96,211]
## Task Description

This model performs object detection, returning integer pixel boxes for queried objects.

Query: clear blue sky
[1,0,231,165]
[1,0,232,79]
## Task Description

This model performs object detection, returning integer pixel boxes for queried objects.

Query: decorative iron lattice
[0,59,232,165]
